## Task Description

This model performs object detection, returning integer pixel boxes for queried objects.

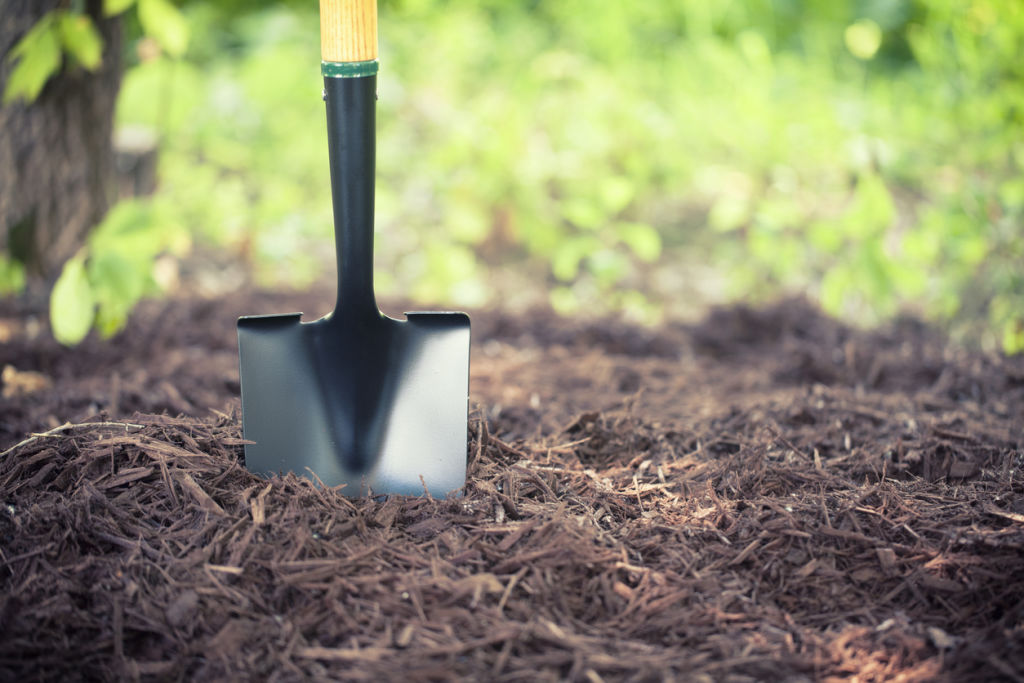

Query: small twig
[932,426,976,442]
[419,474,433,500]
[0,545,50,568]
[471,414,488,467]
[766,425,813,463]
[497,566,529,614]
[0,421,145,459]
[984,505,1024,525]
[545,436,592,455]
[492,436,531,461]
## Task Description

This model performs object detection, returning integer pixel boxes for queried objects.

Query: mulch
[1,292,1022,681]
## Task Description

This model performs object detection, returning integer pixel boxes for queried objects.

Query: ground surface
[0,291,1022,681]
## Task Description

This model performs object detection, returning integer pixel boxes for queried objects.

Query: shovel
[237,0,470,497]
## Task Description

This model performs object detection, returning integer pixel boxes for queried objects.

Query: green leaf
[446,201,490,245]
[138,0,189,58]
[94,301,131,339]
[843,173,894,238]
[845,19,883,60]
[551,236,599,282]
[709,196,749,232]
[820,266,853,316]
[598,176,634,214]
[617,222,661,262]
[104,0,137,17]
[89,247,147,338]
[89,251,149,313]
[736,29,772,69]
[1001,315,1024,355]
[808,219,845,253]
[3,13,61,104]
[92,268,138,338]
[586,248,629,287]
[549,286,579,315]
[562,197,604,231]
[855,240,895,310]
[58,13,103,71]
[998,177,1024,209]
[0,257,26,295]
[50,253,96,346]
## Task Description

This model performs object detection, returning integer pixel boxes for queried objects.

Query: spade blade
[237,310,470,497]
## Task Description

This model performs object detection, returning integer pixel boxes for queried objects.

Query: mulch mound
[1,293,1022,681]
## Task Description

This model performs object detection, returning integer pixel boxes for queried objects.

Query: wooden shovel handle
[320,0,378,63]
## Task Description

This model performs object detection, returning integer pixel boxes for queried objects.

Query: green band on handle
[322,60,379,78]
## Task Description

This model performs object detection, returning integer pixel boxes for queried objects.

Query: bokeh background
[3,0,1023,351]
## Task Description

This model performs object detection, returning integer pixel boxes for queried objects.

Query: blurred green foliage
[50,198,191,343]
[2,0,191,106]
[14,0,1024,350]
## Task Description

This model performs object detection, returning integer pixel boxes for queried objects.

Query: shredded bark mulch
[1,293,1022,681]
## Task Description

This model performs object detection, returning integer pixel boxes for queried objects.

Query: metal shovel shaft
[326,73,378,319]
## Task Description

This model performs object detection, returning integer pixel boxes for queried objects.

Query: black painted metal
[327,75,377,319]
[236,74,470,497]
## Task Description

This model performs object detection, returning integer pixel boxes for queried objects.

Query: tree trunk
[0,0,122,291]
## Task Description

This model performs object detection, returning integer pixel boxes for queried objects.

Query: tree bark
[0,0,122,290]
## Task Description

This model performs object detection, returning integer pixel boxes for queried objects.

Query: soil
[0,290,1022,681]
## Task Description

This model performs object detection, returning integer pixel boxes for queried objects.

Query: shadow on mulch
[1,293,1022,681]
